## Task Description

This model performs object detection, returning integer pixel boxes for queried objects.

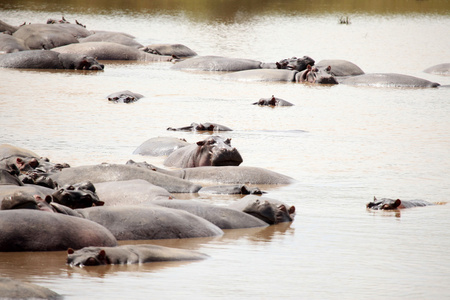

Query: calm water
[1,1,450,299]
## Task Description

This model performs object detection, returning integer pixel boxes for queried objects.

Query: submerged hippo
[163,136,243,168]
[339,73,440,88]
[67,244,208,266]
[0,277,61,300]
[366,197,434,210]
[79,31,144,48]
[0,33,29,53]
[228,195,296,225]
[76,205,223,240]
[132,137,190,156]
[0,50,104,70]
[315,59,364,76]
[0,209,117,251]
[198,184,264,195]
[52,42,174,61]
[106,90,144,103]
[253,95,293,106]
[171,55,274,72]
[141,164,295,185]
[423,63,450,76]
[167,122,233,132]
[140,44,197,57]
[151,199,268,229]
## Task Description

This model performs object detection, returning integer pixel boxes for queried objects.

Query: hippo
[223,67,338,84]
[106,90,144,103]
[52,42,174,61]
[366,197,435,210]
[315,59,364,76]
[0,33,29,53]
[0,50,104,70]
[140,44,197,57]
[140,164,295,185]
[228,195,296,224]
[198,184,264,195]
[171,55,275,72]
[79,31,144,48]
[1,191,40,210]
[167,122,233,132]
[0,167,23,186]
[49,163,202,193]
[151,199,269,229]
[132,137,190,156]
[67,244,208,266]
[0,277,62,300]
[0,184,55,203]
[423,63,450,76]
[94,179,171,206]
[163,136,243,168]
[34,195,83,216]
[12,23,91,49]
[0,209,117,251]
[339,73,440,88]
[276,56,315,71]
[76,205,224,240]
[0,144,40,161]
[253,95,294,106]
[52,181,104,209]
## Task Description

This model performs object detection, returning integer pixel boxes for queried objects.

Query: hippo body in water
[132,137,190,156]
[167,122,233,132]
[339,73,440,88]
[0,50,104,70]
[366,197,435,210]
[67,244,208,266]
[163,136,243,168]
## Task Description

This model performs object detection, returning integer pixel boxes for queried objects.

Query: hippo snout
[212,147,243,166]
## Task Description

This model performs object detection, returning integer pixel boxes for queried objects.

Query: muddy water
[1,1,450,299]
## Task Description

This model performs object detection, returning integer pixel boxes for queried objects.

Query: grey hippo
[151,199,269,229]
[228,195,296,224]
[140,43,197,57]
[0,33,29,53]
[0,209,117,251]
[132,137,190,156]
[75,205,224,240]
[339,73,440,88]
[253,95,294,106]
[0,277,62,300]
[366,197,435,210]
[12,23,91,49]
[315,59,365,76]
[276,55,315,71]
[107,90,144,103]
[167,122,233,132]
[423,63,450,76]
[163,136,243,168]
[0,50,104,70]
[48,163,202,193]
[79,31,143,48]
[171,55,276,72]
[222,66,338,84]
[52,42,175,61]
[67,244,208,266]
[137,163,295,185]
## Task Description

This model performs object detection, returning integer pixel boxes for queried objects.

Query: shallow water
[1,1,450,299]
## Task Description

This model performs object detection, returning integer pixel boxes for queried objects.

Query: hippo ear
[44,195,53,204]
[394,199,402,208]
[289,205,296,214]
[326,66,331,72]
[97,250,106,260]
[197,141,205,146]
[94,201,105,207]
[67,248,74,254]
[374,196,377,201]
[278,204,287,212]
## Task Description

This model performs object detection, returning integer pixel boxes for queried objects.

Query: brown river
[1,1,450,299]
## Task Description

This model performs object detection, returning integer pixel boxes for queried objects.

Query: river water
[1,1,450,299]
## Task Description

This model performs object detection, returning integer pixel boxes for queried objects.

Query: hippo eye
[207,140,215,145]
[225,138,231,145]
[67,186,75,190]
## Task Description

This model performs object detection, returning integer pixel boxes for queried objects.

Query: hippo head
[194,136,243,167]
[296,65,338,84]
[76,56,104,70]
[276,56,315,72]
[0,192,40,210]
[67,247,109,266]
[34,195,56,212]
[52,181,104,209]
[15,157,39,172]
[243,199,296,224]
[366,197,402,210]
